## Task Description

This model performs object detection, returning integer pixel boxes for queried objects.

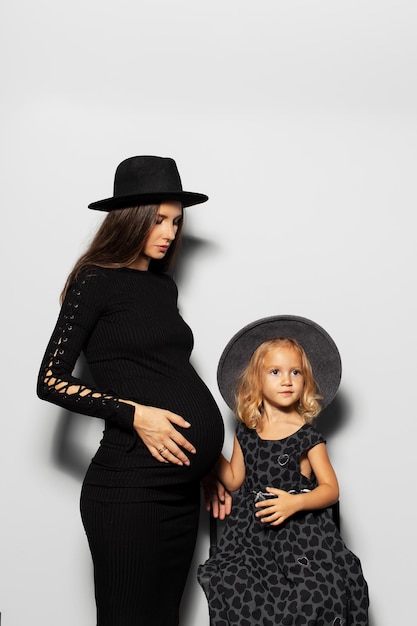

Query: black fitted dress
[37,266,224,626]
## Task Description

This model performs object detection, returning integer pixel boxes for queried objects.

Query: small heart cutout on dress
[277,454,289,466]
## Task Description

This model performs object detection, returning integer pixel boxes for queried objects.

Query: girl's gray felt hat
[88,155,208,211]
[217,315,342,412]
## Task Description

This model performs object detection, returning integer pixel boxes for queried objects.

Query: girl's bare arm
[214,435,246,493]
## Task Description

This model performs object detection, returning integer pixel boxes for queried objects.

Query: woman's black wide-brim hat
[88,155,208,211]
[217,315,342,412]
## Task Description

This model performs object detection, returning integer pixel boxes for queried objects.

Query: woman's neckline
[112,266,156,275]
[88,264,150,274]
[121,266,148,273]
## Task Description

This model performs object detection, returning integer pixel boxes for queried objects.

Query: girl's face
[134,201,183,270]
[261,346,304,410]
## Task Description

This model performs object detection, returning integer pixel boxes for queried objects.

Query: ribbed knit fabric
[37,266,225,625]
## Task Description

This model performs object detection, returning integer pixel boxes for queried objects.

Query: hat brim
[217,315,342,412]
[88,191,208,211]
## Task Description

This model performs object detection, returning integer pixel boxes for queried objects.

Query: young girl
[198,315,369,626]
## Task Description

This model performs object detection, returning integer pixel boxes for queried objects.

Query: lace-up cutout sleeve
[37,269,135,431]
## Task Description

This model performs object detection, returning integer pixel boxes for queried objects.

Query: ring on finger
[158,445,167,455]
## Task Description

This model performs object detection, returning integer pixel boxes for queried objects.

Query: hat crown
[114,156,183,197]
[88,154,208,211]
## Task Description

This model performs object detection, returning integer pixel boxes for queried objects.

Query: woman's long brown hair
[60,204,183,302]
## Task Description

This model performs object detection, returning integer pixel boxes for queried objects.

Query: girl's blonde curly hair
[235,338,322,429]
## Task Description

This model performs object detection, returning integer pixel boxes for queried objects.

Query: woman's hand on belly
[122,401,196,466]
[201,473,233,520]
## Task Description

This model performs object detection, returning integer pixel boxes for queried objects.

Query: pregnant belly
[93,375,225,486]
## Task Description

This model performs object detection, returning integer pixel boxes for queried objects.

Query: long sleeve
[37,268,135,431]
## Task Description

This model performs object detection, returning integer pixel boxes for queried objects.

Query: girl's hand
[255,487,301,526]
[124,401,196,466]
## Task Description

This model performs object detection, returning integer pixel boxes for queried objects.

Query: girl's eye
[292,369,301,376]
[271,369,279,375]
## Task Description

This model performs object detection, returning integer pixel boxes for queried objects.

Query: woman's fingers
[130,402,197,465]
[165,413,197,452]
[155,414,196,465]
[155,440,192,466]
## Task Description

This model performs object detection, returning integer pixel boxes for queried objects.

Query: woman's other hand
[201,473,232,520]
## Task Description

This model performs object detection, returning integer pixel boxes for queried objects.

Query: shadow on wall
[316,393,348,439]
[51,357,100,480]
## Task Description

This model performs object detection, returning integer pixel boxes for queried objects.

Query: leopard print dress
[198,423,369,625]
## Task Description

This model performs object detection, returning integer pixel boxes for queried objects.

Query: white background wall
[1,1,416,624]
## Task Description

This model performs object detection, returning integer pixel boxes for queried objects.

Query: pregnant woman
[37,155,226,626]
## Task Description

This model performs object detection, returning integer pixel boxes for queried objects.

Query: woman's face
[133,201,183,270]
